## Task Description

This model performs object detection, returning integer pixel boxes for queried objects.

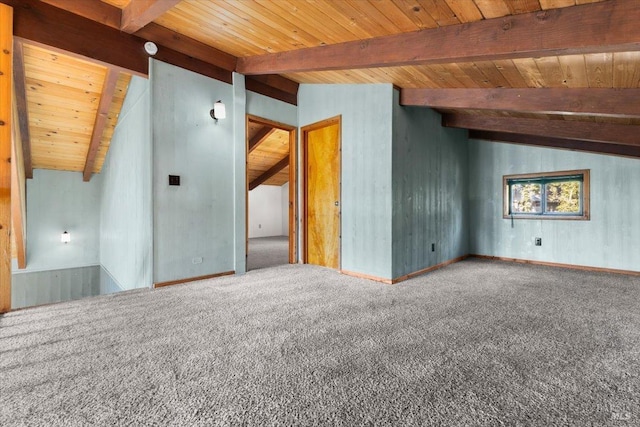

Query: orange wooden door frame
[245,115,297,264]
[302,115,341,268]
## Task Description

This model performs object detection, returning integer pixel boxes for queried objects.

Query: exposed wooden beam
[401,88,640,119]
[237,0,640,75]
[11,92,26,269]
[41,1,238,72]
[83,69,118,182]
[12,40,32,178]
[443,114,640,147]
[248,126,276,153]
[134,23,236,71]
[121,0,181,33]
[6,0,148,76]
[249,156,289,191]
[154,45,232,84]
[0,2,13,313]
[470,130,640,159]
[40,0,121,29]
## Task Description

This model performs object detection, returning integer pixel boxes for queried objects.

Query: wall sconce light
[61,231,70,244]
[210,100,226,122]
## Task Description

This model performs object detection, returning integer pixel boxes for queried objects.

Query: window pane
[545,180,581,214]
[511,183,542,213]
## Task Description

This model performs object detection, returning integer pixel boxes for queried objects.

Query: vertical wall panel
[391,92,469,278]
[151,60,236,283]
[298,84,394,279]
[469,139,640,271]
[12,265,100,309]
[246,90,297,127]
[100,76,152,291]
[20,169,101,272]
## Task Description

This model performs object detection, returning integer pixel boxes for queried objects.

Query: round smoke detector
[144,41,158,56]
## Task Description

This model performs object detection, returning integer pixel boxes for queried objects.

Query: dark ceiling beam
[444,114,640,147]
[249,156,289,191]
[401,88,640,118]
[12,40,32,179]
[120,0,181,33]
[7,0,148,76]
[6,0,233,82]
[470,130,640,159]
[134,23,237,71]
[248,127,276,153]
[83,69,119,182]
[237,0,640,75]
[40,0,120,28]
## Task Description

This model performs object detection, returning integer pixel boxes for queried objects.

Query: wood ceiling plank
[443,113,640,146]
[493,59,529,87]
[0,2,12,313]
[470,130,640,159]
[539,1,576,10]
[473,0,511,18]
[416,0,460,26]
[392,0,439,29]
[585,52,613,88]
[120,0,181,33]
[456,63,494,88]
[12,40,33,179]
[505,0,543,14]
[237,0,629,75]
[320,0,396,37]
[368,0,427,32]
[401,88,640,118]
[613,52,640,88]
[346,0,413,33]
[443,0,484,23]
[207,0,316,53]
[512,58,546,87]
[249,127,276,153]
[249,156,289,191]
[558,55,589,87]
[533,56,565,87]
[83,68,118,181]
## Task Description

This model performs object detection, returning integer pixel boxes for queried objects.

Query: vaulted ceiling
[6,0,640,185]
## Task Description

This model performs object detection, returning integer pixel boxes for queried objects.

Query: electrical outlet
[535,237,542,246]
[192,257,203,264]
[169,175,180,186]
[431,243,435,252]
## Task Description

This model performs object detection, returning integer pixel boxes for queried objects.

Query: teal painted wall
[11,169,102,307]
[391,93,469,278]
[151,60,237,283]
[246,90,297,126]
[298,84,394,279]
[469,139,640,271]
[99,76,152,291]
[19,169,102,272]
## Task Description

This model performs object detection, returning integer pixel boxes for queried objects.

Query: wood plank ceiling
[6,0,640,185]
[22,44,130,175]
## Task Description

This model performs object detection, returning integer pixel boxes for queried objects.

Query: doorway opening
[246,115,297,271]
[302,116,342,269]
